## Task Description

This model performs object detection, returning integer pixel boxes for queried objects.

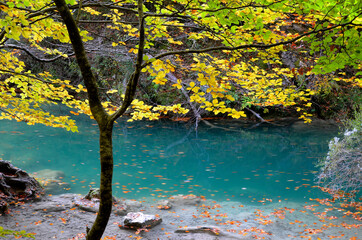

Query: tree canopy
[1,0,361,129]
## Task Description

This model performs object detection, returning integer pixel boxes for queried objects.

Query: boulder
[0,160,43,204]
[121,212,162,229]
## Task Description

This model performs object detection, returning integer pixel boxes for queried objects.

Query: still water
[0,115,339,204]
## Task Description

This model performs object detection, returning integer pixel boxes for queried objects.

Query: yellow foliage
[1,0,360,129]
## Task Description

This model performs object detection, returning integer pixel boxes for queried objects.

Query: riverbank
[1,192,361,240]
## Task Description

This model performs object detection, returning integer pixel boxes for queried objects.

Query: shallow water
[0,113,340,205]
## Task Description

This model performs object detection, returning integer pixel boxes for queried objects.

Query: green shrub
[317,106,362,197]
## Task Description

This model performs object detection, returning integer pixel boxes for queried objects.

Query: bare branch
[245,107,268,123]
[0,44,65,62]
[0,68,53,83]
[0,29,6,44]
[186,0,284,13]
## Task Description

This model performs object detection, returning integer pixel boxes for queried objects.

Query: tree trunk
[53,1,145,238]
[86,121,114,240]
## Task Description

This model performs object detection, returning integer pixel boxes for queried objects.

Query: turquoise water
[0,115,339,204]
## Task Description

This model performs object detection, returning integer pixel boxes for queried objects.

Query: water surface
[0,115,339,204]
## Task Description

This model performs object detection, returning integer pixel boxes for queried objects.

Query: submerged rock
[33,169,69,194]
[168,194,201,206]
[35,169,65,180]
[174,226,221,236]
[121,212,162,229]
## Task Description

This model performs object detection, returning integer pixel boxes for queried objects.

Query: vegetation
[0,226,35,239]
[0,0,361,239]
[317,106,362,197]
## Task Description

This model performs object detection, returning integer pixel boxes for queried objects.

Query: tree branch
[141,16,361,68]
[0,44,65,62]
[27,2,138,19]
[53,0,107,124]
[0,69,53,83]
[110,0,145,122]
[186,0,284,13]
[0,29,6,44]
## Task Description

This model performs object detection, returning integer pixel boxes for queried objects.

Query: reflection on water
[0,116,340,203]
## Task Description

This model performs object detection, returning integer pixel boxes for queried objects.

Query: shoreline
[1,193,360,240]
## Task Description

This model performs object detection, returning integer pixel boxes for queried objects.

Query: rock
[73,189,123,213]
[156,199,172,210]
[84,188,101,201]
[33,201,69,212]
[54,193,81,201]
[121,212,162,229]
[84,188,117,202]
[0,160,43,203]
[168,194,201,206]
[0,200,9,214]
[174,226,221,236]
[123,199,142,209]
[113,203,128,216]
[73,196,99,213]
[281,51,298,69]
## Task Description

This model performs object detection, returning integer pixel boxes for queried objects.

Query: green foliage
[317,106,362,197]
[0,226,35,239]
[312,80,362,119]
[1,0,361,125]
[344,105,362,131]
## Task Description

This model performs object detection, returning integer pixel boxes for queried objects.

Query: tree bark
[53,0,145,239]
[53,0,113,239]
[86,122,114,240]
